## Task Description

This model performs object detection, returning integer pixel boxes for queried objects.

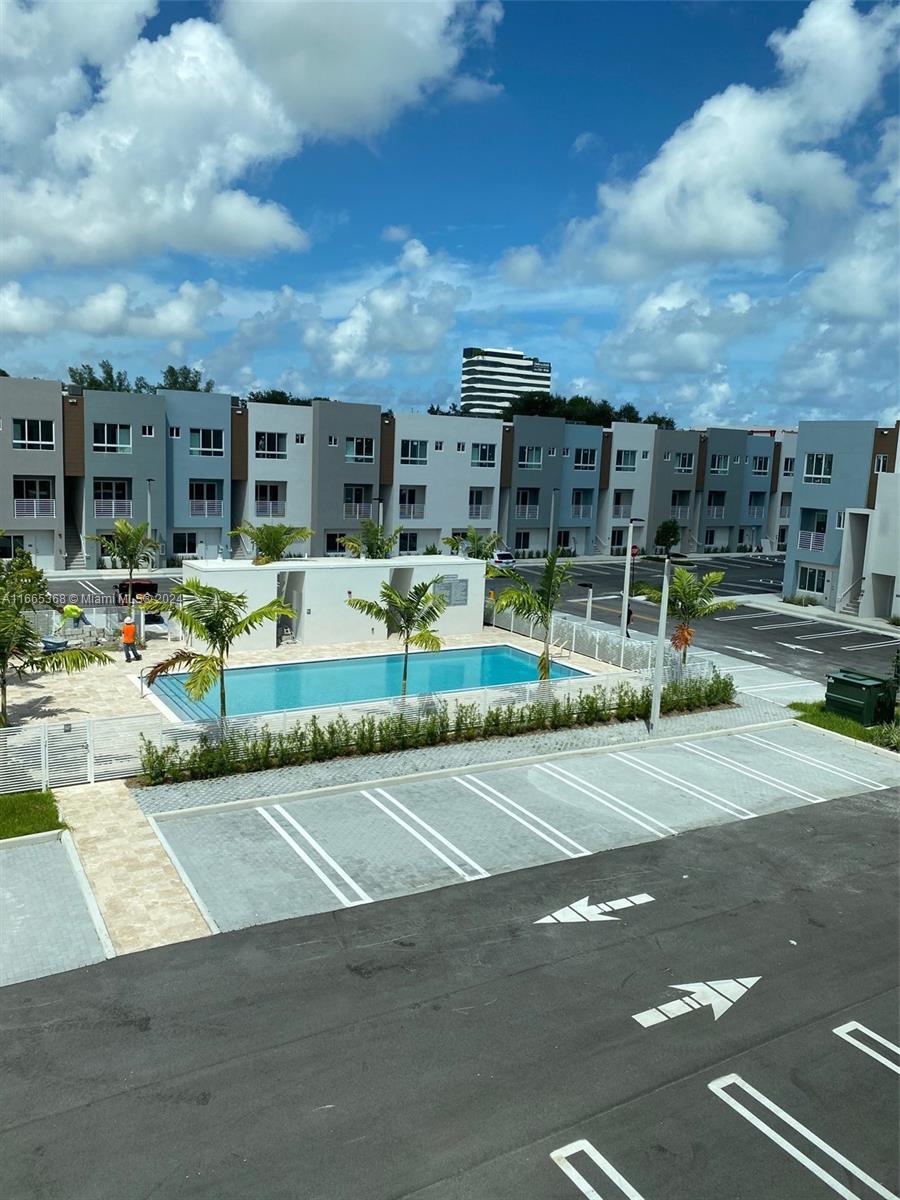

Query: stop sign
[631,544,639,558]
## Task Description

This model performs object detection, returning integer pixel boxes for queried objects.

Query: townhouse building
[597,422,657,554]
[1,378,67,570]
[233,399,314,557]
[646,428,702,553]
[161,388,235,563]
[783,420,899,615]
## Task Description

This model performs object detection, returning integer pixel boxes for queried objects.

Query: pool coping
[141,639,603,725]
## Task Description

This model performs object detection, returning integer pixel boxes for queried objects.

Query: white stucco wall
[852,472,900,619]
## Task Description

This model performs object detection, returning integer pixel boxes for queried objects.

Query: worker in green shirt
[60,603,88,629]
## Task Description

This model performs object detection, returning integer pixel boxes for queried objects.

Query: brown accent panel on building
[500,423,514,487]
[695,435,707,491]
[379,413,395,487]
[231,405,247,481]
[866,421,899,509]
[62,389,84,477]
[598,430,612,490]
[769,440,781,495]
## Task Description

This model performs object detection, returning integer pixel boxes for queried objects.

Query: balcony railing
[343,502,372,519]
[670,506,690,520]
[468,504,491,519]
[779,506,791,518]
[570,504,592,519]
[398,503,425,519]
[515,504,539,519]
[612,504,631,518]
[746,506,764,520]
[798,530,826,552]
[255,501,286,518]
[14,498,56,518]
[189,499,223,518]
[706,506,726,519]
[93,499,132,518]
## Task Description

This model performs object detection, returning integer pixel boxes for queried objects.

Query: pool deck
[7,628,632,728]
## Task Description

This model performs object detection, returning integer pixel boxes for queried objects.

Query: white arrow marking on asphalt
[632,976,761,1026]
[535,893,654,924]
[722,646,771,658]
[775,641,824,653]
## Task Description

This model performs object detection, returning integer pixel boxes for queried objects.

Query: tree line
[428,392,675,428]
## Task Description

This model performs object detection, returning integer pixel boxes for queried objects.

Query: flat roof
[192,555,482,573]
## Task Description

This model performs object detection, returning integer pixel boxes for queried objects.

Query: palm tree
[144,579,293,721]
[339,519,402,559]
[88,519,160,610]
[0,551,112,727]
[346,576,447,697]
[493,547,574,680]
[229,522,313,564]
[442,527,501,559]
[635,566,736,663]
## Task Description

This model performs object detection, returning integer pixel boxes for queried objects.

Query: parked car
[116,579,164,623]
[491,549,516,567]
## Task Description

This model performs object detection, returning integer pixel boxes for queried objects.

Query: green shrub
[867,721,900,751]
[784,594,818,606]
[789,701,899,751]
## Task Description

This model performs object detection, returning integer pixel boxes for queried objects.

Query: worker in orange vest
[122,616,142,663]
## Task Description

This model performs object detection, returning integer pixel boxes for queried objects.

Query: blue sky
[1,0,897,426]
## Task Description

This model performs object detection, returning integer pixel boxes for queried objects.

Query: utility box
[824,670,898,727]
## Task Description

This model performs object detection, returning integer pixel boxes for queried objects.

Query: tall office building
[460,346,551,416]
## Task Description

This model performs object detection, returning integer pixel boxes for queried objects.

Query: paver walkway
[58,781,210,954]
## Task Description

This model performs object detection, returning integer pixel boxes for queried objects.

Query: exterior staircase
[840,596,861,616]
[64,525,86,571]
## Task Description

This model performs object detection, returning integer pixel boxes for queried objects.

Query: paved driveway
[156,723,899,934]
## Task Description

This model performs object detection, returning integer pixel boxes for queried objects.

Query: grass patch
[789,701,900,751]
[0,790,65,840]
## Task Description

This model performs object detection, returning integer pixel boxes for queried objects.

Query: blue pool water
[151,645,585,721]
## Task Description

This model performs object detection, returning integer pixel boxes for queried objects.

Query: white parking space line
[725,665,770,673]
[610,751,756,820]
[257,808,366,908]
[457,775,591,858]
[841,640,898,651]
[738,680,823,693]
[360,789,488,882]
[714,613,765,621]
[536,763,676,839]
[752,621,810,629]
[273,805,373,903]
[550,1138,648,1199]
[678,742,826,804]
[796,628,868,640]
[78,579,105,596]
[833,1021,900,1075]
[709,1073,899,1200]
[736,733,889,791]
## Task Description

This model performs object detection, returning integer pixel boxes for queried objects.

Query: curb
[0,827,64,849]
[726,597,900,638]
[60,830,116,960]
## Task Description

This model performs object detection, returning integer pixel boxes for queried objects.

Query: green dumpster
[824,669,898,727]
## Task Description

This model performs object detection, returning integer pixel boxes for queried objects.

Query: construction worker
[121,616,142,663]
[60,602,88,629]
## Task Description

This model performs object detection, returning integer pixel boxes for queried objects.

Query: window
[295,433,305,444]
[574,447,597,470]
[169,425,181,439]
[346,436,375,463]
[548,447,556,457]
[13,477,53,499]
[398,531,418,554]
[783,456,795,476]
[457,442,465,452]
[173,532,197,556]
[642,449,649,459]
[514,531,530,551]
[189,479,219,501]
[798,565,826,594]
[399,438,427,465]
[255,482,283,505]
[328,435,338,447]
[562,447,570,458]
[435,440,443,451]
[141,424,154,437]
[804,452,833,483]
[189,427,224,456]
[518,445,543,469]
[471,442,496,468]
[610,527,625,548]
[93,422,132,454]
[674,451,694,473]
[12,418,54,450]
[663,451,671,462]
[752,455,769,475]
[874,453,889,473]
[835,510,845,529]
[255,431,287,459]
[615,449,636,471]
[0,534,25,558]
[733,454,742,466]
[704,528,716,547]
[709,453,729,475]
[556,529,571,548]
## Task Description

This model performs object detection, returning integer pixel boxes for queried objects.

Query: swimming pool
[150,644,587,722]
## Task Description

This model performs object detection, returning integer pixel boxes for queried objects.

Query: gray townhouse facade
[307,399,382,557]
[783,420,898,612]
[161,388,235,563]
[0,378,67,570]
[597,421,657,554]
[232,400,315,557]
[646,428,702,553]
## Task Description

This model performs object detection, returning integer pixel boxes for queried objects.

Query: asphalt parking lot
[157,722,899,934]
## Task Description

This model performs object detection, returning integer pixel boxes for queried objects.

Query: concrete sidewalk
[725,593,900,636]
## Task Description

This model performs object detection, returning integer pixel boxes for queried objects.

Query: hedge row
[138,672,736,786]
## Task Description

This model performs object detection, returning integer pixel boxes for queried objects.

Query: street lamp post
[577,581,594,623]
[549,487,559,557]
[619,517,644,667]
[146,478,155,568]
[649,556,672,735]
